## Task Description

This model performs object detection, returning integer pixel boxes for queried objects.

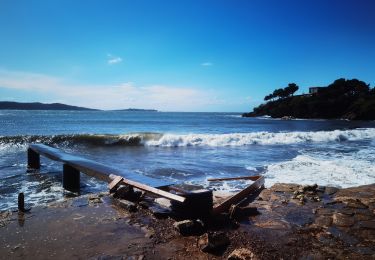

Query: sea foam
[264,150,375,188]
[145,128,375,147]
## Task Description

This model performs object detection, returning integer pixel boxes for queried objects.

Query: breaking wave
[0,128,375,149]
[145,128,375,147]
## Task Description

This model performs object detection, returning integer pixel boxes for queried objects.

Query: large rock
[114,185,142,201]
[173,219,205,236]
[228,248,257,260]
[199,231,230,252]
[115,199,137,212]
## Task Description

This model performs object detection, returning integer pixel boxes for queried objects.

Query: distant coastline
[0,101,157,112]
[112,108,158,112]
[0,101,97,111]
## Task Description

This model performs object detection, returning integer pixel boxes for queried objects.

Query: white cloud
[107,54,122,65]
[201,62,213,66]
[0,69,221,111]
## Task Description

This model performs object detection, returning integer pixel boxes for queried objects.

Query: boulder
[115,199,137,212]
[199,231,230,252]
[173,219,205,236]
[114,185,142,201]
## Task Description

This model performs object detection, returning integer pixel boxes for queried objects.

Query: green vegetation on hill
[243,78,375,120]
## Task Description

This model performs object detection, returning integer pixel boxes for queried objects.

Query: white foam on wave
[264,150,375,188]
[145,128,375,147]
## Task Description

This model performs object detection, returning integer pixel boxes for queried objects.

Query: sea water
[1,110,375,211]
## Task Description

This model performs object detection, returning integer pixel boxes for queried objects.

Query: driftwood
[213,176,265,214]
[109,174,186,203]
[108,176,124,193]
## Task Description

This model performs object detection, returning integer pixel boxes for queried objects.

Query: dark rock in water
[199,231,230,253]
[173,219,205,236]
[228,248,257,260]
[115,199,137,212]
[114,185,142,202]
[149,205,171,219]
[302,184,318,193]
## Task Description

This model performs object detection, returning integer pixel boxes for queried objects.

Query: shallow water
[1,110,375,211]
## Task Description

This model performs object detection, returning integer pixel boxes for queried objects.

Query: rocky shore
[1,183,375,259]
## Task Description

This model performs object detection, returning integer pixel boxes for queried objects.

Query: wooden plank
[118,177,186,203]
[108,176,124,193]
[212,176,264,215]
[207,175,262,182]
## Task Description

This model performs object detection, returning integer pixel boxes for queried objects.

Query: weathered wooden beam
[18,193,25,212]
[110,175,186,203]
[108,176,124,193]
[207,175,262,182]
[212,176,265,215]
[27,148,40,169]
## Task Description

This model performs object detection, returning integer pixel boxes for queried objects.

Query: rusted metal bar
[212,176,265,215]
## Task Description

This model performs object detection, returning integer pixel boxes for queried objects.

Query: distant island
[243,78,375,120]
[0,101,97,111]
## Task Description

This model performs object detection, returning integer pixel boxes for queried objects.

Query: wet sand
[1,184,375,259]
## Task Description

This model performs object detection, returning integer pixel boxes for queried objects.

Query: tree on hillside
[284,83,299,97]
[263,83,299,102]
[264,94,274,101]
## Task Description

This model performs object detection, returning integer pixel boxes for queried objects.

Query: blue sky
[0,0,374,111]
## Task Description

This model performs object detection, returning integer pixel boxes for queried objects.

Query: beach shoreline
[1,183,374,259]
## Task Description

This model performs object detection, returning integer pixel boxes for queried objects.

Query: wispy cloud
[107,54,123,65]
[0,69,222,111]
[201,62,213,67]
